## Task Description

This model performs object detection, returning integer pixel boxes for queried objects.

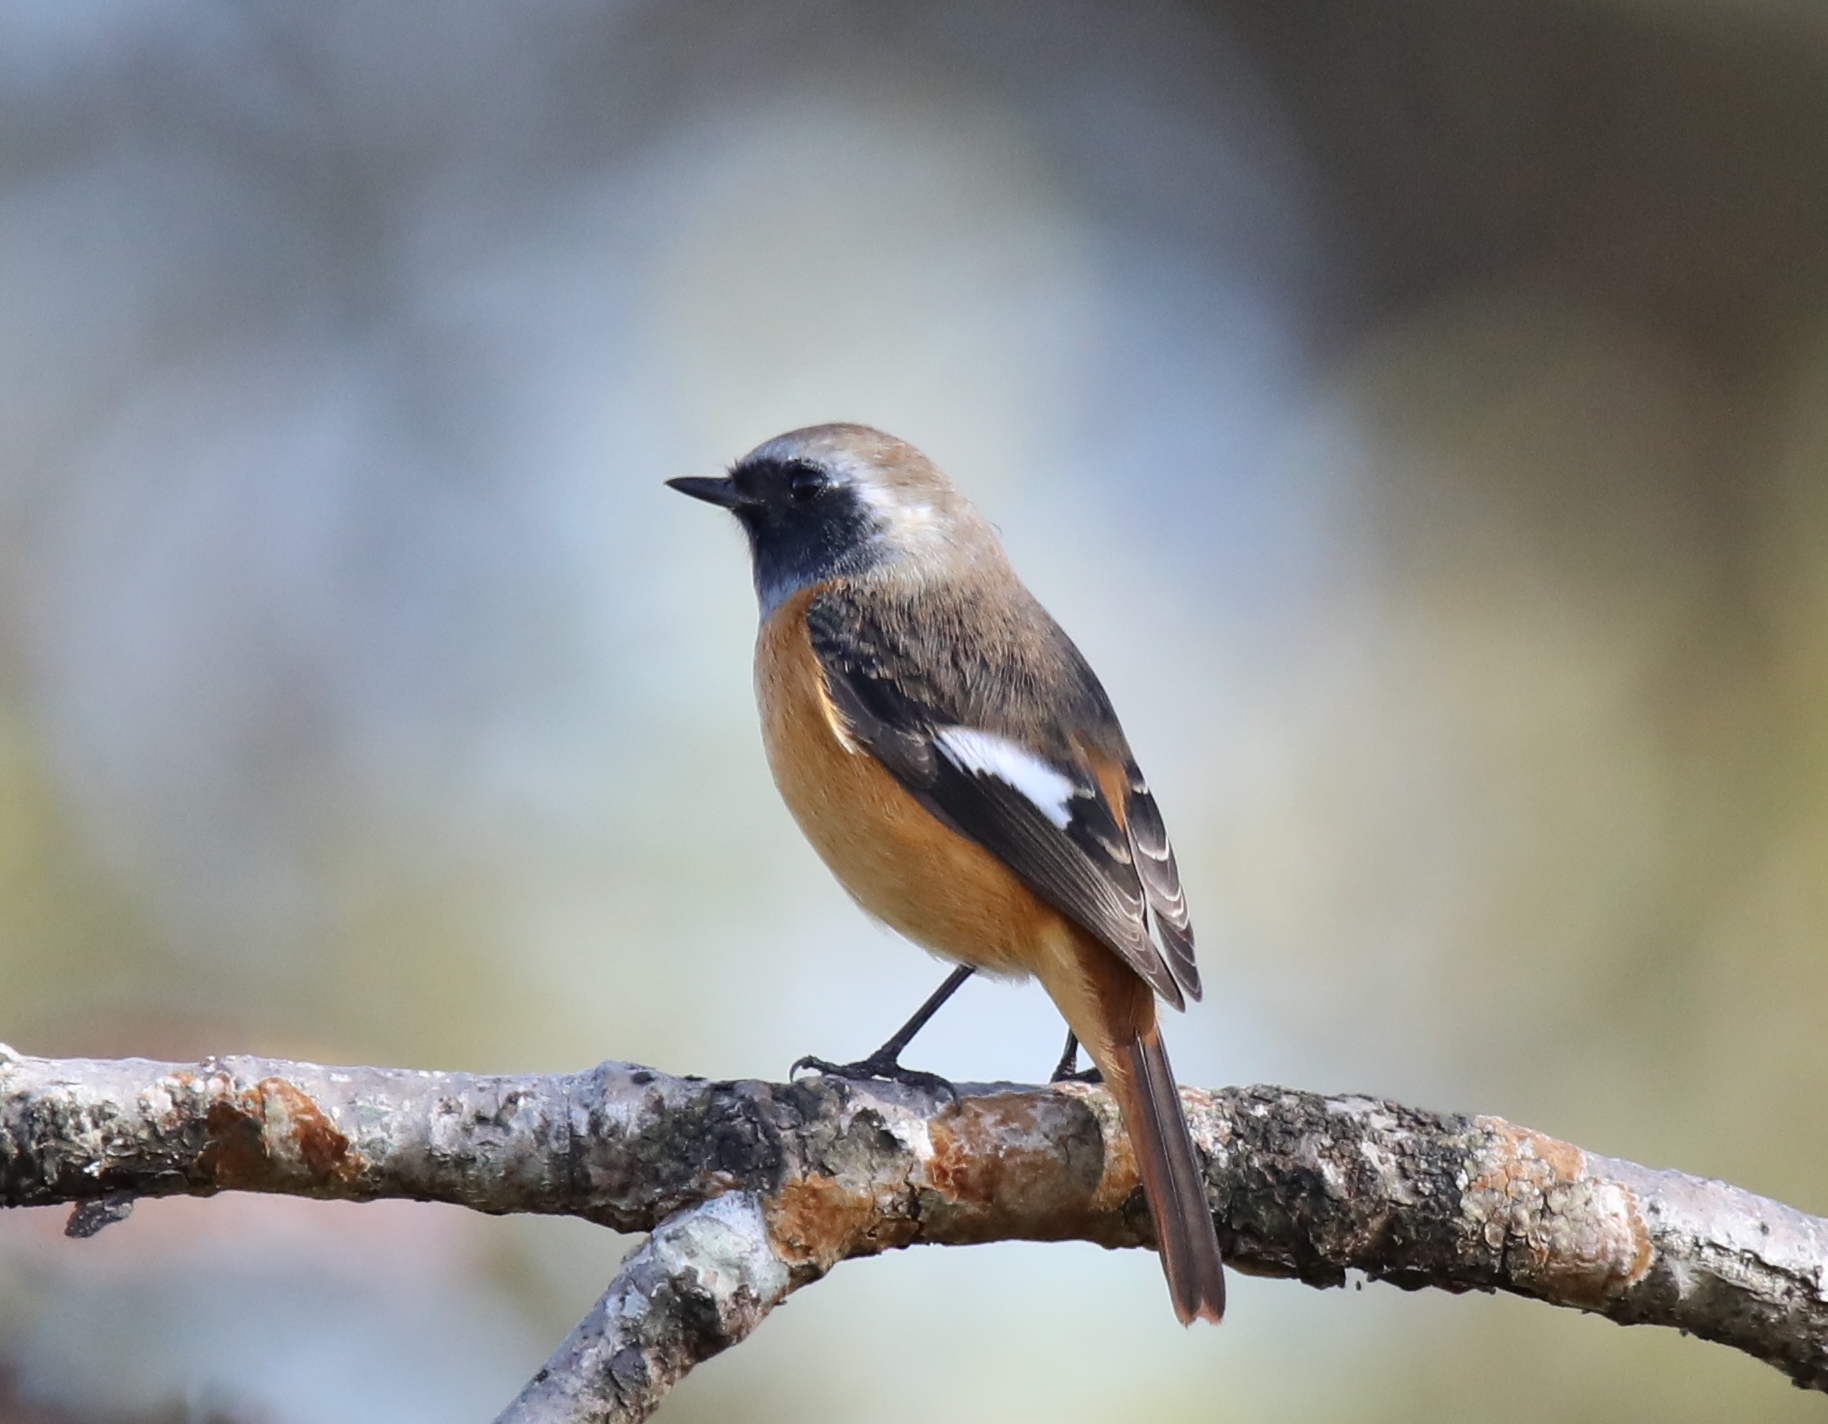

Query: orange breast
[754,585,1059,979]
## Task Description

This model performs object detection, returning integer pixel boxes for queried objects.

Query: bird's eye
[787,465,827,502]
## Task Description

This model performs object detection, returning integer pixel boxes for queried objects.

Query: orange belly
[752,584,1159,1090]
[754,586,1063,979]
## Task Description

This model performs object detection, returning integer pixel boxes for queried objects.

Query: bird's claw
[1049,1064,1104,1084]
[791,1052,960,1102]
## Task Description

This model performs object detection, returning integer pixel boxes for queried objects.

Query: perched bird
[669,424,1224,1324]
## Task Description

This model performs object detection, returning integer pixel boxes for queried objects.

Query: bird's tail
[1113,1025,1226,1324]
[1038,927,1224,1324]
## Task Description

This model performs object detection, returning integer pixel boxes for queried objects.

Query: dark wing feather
[1123,763,1200,1002]
[807,587,1186,1009]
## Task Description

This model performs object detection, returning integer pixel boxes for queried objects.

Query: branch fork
[2,1045,1825,1421]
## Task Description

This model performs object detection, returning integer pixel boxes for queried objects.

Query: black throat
[731,457,883,613]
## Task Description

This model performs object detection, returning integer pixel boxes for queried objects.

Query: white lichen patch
[651,1192,793,1315]
[1357,1135,1418,1207]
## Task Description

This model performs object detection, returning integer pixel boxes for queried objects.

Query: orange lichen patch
[923,1090,1133,1244]
[926,1094,1042,1201]
[272,1079,357,1181]
[762,1090,1140,1268]
[198,1077,361,1191]
[764,1174,913,1272]
[1465,1117,1654,1305]
[1466,1120,1586,1192]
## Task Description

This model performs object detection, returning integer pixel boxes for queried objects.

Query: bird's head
[668,423,1003,614]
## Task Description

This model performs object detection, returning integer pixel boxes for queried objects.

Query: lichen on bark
[4,1045,1827,1422]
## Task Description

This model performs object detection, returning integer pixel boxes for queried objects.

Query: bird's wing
[805,587,1191,1009]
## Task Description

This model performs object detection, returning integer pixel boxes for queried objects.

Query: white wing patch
[933,727,1077,829]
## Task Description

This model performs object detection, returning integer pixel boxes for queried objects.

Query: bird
[668,423,1224,1324]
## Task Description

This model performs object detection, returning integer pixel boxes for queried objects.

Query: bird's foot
[1049,1063,1104,1085]
[1048,1032,1104,1085]
[790,1051,959,1102]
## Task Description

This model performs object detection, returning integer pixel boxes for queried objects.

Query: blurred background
[1,0,1825,1419]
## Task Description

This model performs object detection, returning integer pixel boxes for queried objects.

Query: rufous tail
[1115,1026,1225,1324]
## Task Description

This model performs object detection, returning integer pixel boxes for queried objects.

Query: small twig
[63,1190,135,1238]
[3,1046,1826,1422]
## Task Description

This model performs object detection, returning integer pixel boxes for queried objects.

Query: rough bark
[496,1193,791,1424]
[2,1044,1825,1422]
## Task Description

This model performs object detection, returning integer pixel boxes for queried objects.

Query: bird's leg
[1048,1029,1103,1084]
[792,964,975,1098]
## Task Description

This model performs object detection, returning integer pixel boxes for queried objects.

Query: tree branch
[495,1193,790,1424]
[3,1044,1825,1422]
